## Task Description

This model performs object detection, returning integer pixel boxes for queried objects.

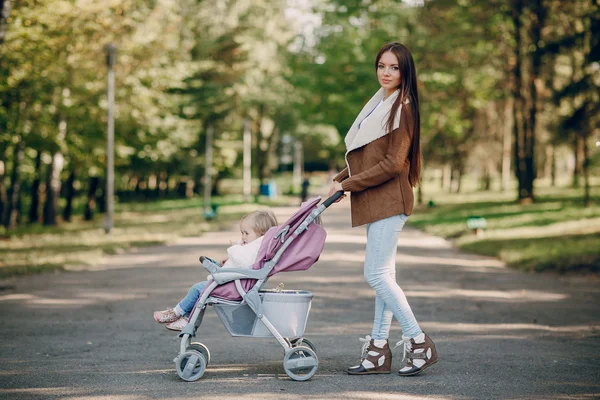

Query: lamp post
[243,119,251,202]
[293,140,303,189]
[203,124,214,219]
[104,43,116,233]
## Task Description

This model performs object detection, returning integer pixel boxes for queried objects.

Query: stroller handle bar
[321,190,345,208]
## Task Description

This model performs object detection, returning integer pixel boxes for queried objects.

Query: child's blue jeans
[175,281,208,317]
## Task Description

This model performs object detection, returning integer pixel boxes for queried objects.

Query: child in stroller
[153,210,278,331]
[170,194,342,382]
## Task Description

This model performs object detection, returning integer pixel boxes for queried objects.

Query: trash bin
[259,181,278,199]
[260,184,269,196]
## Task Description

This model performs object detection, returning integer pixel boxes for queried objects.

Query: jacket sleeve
[333,168,349,183]
[341,104,414,193]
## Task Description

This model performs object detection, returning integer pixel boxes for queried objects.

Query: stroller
[173,192,343,382]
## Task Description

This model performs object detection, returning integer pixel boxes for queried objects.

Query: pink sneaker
[153,308,178,323]
[166,316,188,331]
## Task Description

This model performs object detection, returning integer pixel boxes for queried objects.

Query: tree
[545,0,599,206]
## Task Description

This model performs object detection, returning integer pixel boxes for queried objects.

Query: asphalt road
[1,200,599,400]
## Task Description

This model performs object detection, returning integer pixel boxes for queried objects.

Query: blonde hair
[242,210,278,236]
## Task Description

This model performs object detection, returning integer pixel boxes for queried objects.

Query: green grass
[411,178,600,274]
[460,234,600,273]
[0,194,297,279]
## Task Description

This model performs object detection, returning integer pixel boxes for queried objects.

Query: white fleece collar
[344,88,407,154]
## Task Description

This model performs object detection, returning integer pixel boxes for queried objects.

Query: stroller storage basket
[213,290,313,338]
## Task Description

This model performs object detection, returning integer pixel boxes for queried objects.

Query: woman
[329,42,438,376]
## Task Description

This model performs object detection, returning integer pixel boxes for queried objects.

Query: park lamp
[105,43,117,68]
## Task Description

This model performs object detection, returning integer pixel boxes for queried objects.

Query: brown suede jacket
[334,103,415,227]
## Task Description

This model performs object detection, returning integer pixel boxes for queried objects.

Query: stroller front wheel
[283,346,318,381]
[175,350,207,382]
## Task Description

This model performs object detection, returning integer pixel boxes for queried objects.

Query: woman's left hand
[329,181,346,202]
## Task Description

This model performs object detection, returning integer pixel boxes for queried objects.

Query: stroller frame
[173,192,343,382]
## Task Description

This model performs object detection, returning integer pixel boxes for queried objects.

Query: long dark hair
[375,42,421,187]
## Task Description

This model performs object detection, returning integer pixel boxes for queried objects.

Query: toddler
[153,210,278,331]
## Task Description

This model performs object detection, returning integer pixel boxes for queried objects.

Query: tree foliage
[0,0,597,230]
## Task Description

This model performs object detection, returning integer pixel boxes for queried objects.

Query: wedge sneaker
[397,332,438,376]
[347,336,392,375]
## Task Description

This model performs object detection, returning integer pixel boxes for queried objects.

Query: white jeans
[364,214,422,340]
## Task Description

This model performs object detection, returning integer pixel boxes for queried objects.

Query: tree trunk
[252,105,271,185]
[265,126,280,180]
[502,99,512,191]
[455,167,464,193]
[450,166,462,193]
[551,145,556,187]
[254,118,280,188]
[572,137,581,187]
[62,169,76,222]
[511,0,525,199]
[511,0,537,203]
[135,176,143,196]
[152,174,160,198]
[481,162,492,191]
[44,88,69,225]
[43,151,64,225]
[518,0,544,202]
[442,164,452,191]
[211,170,222,196]
[0,159,6,225]
[4,140,24,229]
[29,151,42,223]
[583,137,591,207]
[97,181,106,213]
[543,145,553,182]
[439,166,445,189]
[164,174,170,196]
[84,176,99,221]
[0,0,11,45]
[157,172,167,198]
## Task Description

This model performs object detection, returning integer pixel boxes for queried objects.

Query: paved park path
[1,200,599,400]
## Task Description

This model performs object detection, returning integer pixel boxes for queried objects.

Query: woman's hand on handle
[328,181,346,203]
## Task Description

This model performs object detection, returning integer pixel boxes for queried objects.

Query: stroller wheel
[175,350,207,382]
[188,342,211,364]
[283,346,318,381]
[289,338,316,353]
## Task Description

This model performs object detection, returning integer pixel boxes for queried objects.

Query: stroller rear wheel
[283,346,318,381]
[175,350,207,382]
[289,337,316,353]
[188,342,211,364]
